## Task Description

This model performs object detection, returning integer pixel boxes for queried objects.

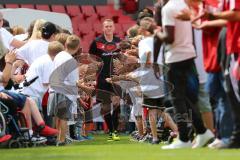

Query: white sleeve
[41,62,54,84]
[138,40,151,63]
[16,43,30,64]
[161,5,176,26]
[1,28,14,49]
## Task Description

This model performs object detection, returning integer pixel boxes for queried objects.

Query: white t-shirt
[0,27,14,50]
[161,0,196,64]
[136,36,166,99]
[51,51,79,99]
[138,36,163,64]
[14,33,28,41]
[50,51,79,114]
[17,39,49,65]
[22,54,54,100]
[194,29,207,84]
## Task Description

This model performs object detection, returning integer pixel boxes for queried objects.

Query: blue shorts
[2,90,27,109]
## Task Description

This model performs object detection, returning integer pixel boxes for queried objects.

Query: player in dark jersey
[89,19,122,141]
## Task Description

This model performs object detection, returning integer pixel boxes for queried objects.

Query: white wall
[0,8,73,32]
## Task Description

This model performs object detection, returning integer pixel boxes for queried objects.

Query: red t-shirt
[202,28,222,72]
[201,0,222,72]
[224,0,240,54]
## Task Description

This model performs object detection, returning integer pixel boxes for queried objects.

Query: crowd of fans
[0,0,240,149]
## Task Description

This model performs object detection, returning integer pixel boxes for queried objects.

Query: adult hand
[175,8,191,21]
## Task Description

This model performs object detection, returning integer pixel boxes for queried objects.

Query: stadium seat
[122,22,136,33]
[82,32,95,42]
[5,4,19,8]
[85,14,99,24]
[95,5,114,18]
[71,13,85,25]
[81,5,96,18]
[118,15,135,23]
[81,40,91,53]
[20,4,35,9]
[36,5,50,11]
[93,23,103,37]
[78,23,93,37]
[120,0,138,14]
[51,5,66,13]
[66,5,81,17]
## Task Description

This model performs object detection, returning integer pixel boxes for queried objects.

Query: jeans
[206,72,233,142]
[167,59,206,142]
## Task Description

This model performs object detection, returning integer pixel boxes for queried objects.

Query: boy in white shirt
[21,41,64,110]
[48,35,80,145]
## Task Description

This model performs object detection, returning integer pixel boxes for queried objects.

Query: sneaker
[192,129,214,148]
[139,134,152,143]
[39,125,59,137]
[208,139,228,149]
[0,135,12,143]
[56,141,66,146]
[113,131,120,141]
[107,133,114,142]
[161,139,192,149]
[31,136,47,144]
[151,139,160,144]
[82,135,94,140]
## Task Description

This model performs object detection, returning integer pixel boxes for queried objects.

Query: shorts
[197,83,212,113]
[2,90,26,109]
[84,109,93,123]
[96,84,122,104]
[142,96,165,110]
[96,89,113,104]
[47,92,73,120]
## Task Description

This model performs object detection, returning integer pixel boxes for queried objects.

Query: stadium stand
[3,3,136,51]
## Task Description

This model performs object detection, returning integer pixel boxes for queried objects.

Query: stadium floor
[0,134,240,160]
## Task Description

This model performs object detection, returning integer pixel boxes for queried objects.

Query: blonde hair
[102,19,114,26]
[12,25,25,36]
[29,19,46,40]
[66,35,80,50]
[139,17,155,34]
[55,33,70,46]
[48,41,64,57]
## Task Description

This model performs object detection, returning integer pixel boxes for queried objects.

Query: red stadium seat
[5,4,19,8]
[122,22,136,32]
[71,13,85,25]
[86,14,99,24]
[93,23,103,37]
[78,23,93,37]
[95,5,114,18]
[120,0,138,14]
[66,5,81,17]
[81,5,96,17]
[114,23,123,32]
[118,16,135,23]
[20,4,35,9]
[51,5,66,13]
[82,32,95,42]
[36,5,50,11]
[81,40,91,53]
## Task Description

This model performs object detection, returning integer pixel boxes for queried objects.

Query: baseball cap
[41,22,57,38]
